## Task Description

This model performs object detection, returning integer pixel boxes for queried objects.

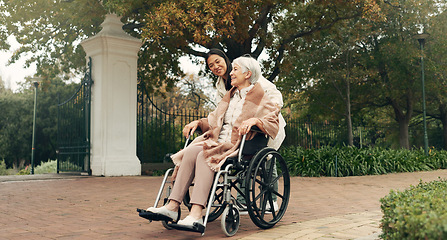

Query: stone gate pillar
[81,14,142,176]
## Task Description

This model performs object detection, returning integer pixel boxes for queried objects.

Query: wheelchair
[137,127,291,236]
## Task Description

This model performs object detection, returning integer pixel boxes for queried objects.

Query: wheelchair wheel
[220,205,240,237]
[245,147,290,229]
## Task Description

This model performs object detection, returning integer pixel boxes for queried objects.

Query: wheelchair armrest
[249,125,263,133]
[239,126,269,156]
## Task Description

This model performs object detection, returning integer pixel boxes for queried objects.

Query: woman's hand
[182,120,199,138]
[238,118,261,135]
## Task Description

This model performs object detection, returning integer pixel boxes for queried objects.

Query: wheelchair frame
[138,128,291,236]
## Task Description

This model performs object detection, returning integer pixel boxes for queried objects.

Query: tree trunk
[389,96,413,149]
[345,79,353,146]
[443,118,447,150]
[346,113,353,146]
[439,104,447,150]
[398,119,410,149]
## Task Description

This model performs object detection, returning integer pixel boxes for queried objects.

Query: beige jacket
[215,76,286,150]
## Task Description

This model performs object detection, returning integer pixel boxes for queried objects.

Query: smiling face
[230,63,251,90]
[207,54,228,78]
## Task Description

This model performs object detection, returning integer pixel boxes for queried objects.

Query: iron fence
[137,91,207,164]
[137,94,445,164]
[284,118,444,150]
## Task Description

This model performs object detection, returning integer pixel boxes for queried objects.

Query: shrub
[14,160,58,175]
[0,160,8,175]
[35,160,57,174]
[279,146,447,177]
[380,179,447,239]
[16,166,30,175]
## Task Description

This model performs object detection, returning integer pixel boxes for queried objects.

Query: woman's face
[230,64,251,90]
[207,54,227,78]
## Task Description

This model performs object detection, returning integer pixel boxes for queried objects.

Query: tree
[424,10,447,149]
[1,0,382,94]
[278,18,374,146]
[141,72,215,112]
[361,0,443,149]
[0,89,33,169]
[0,76,5,92]
[0,0,105,79]
[0,77,79,169]
[33,78,80,165]
[277,0,444,149]
[127,0,382,89]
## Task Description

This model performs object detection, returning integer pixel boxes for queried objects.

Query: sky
[0,35,37,91]
[0,35,203,92]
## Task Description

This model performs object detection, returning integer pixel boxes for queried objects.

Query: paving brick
[1,170,446,239]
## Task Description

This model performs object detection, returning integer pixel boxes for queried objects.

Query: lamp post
[414,33,430,155]
[31,81,39,174]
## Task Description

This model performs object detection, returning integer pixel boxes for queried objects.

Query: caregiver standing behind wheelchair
[146,56,280,227]
[206,49,286,210]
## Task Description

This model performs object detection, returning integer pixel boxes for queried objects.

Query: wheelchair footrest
[137,208,174,222]
[167,222,206,234]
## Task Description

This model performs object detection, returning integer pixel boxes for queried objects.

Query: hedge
[380,179,447,239]
[279,146,447,177]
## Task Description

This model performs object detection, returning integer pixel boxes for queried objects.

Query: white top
[218,85,254,143]
[215,76,286,150]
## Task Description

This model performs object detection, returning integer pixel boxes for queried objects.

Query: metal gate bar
[57,57,92,174]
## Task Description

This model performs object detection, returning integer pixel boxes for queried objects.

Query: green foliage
[0,89,33,168]
[278,0,446,149]
[280,146,447,177]
[9,160,57,175]
[0,0,105,78]
[35,160,57,174]
[0,160,8,175]
[16,167,30,175]
[147,169,165,177]
[0,79,79,169]
[138,119,183,164]
[380,179,447,239]
[1,0,382,94]
[58,160,83,172]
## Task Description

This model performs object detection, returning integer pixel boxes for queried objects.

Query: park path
[1,169,446,239]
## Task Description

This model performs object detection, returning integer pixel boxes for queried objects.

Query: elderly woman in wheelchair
[138,56,289,236]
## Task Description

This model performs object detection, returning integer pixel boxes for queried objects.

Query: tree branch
[252,5,274,59]
[268,12,362,81]
[182,46,207,58]
[246,4,275,57]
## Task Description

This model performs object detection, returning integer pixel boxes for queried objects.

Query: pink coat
[171,82,280,171]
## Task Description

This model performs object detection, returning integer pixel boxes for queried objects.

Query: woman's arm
[258,76,283,107]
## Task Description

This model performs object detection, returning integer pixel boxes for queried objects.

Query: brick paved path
[1,169,446,240]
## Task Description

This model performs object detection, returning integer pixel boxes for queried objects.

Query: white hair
[232,56,261,84]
